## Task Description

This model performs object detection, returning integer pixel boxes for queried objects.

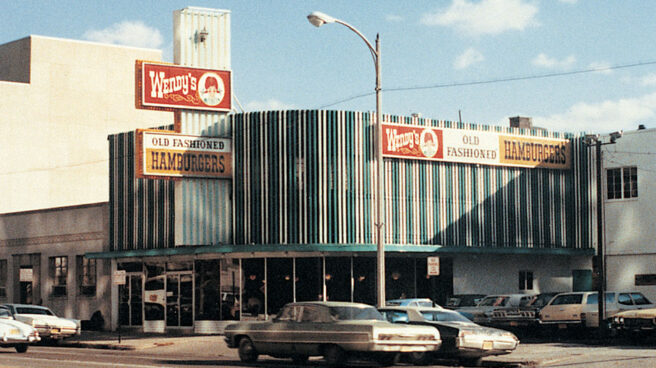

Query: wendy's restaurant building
[79,7,600,333]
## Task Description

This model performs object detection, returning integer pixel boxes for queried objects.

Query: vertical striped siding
[109,129,174,251]
[232,110,593,250]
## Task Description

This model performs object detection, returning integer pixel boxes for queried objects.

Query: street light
[307,11,386,307]
[584,131,622,338]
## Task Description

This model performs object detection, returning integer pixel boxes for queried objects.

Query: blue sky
[3,0,656,134]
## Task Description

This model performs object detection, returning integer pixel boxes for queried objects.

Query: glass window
[552,294,583,305]
[519,270,534,291]
[586,293,615,305]
[295,257,323,302]
[50,256,68,296]
[353,257,376,305]
[607,167,638,200]
[267,258,293,315]
[618,293,633,305]
[0,260,6,298]
[325,257,351,302]
[195,260,220,320]
[631,293,651,305]
[242,258,265,317]
[381,310,409,323]
[77,256,96,296]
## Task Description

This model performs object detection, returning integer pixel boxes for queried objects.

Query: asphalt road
[2,338,656,368]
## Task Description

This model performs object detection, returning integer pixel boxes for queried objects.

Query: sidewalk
[58,330,223,351]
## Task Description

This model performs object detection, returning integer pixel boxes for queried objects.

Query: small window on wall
[635,274,656,286]
[519,270,533,291]
[607,167,638,200]
[77,256,96,297]
[50,256,68,297]
[0,260,7,298]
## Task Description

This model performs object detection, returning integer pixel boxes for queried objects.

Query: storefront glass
[266,258,293,315]
[241,258,265,317]
[295,257,323,302]
[325,257,351,302]
[353,257,376,305]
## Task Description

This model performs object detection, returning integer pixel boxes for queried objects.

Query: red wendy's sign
[137,61,232,112]
[382,123,444,160]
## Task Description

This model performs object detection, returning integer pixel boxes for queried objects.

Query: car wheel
[408,351,431,365]
[15,344,28,353]
[374,352,399,366]
[238,337,258,363]
[291,354,309,364]
[323,344,346,367]
[460,357,483,367]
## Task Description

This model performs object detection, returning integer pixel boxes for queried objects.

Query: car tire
[408,351,431,365]
[15,344,28,353]
[238,337,258,363]
[323,344,346,367]
[374,352,399,366]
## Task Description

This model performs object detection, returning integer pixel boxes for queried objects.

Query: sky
[3,0,656,135]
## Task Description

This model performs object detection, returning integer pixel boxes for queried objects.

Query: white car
[3,304,80,340]
[0,306,40,352]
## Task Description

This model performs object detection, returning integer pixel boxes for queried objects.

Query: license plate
[510,321,518,326]
[558,324,567,329]
[50,328,61,334]
[10,329,20,335]
[483,341,493,350]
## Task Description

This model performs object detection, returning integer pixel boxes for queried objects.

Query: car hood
[616,307,656,318]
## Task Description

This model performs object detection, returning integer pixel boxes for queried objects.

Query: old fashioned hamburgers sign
[136,129,232,179]
[137,61,231,112]
[382,123,571,170]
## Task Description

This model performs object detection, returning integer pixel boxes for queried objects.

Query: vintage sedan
[457,294,535,325]
[379,306,519,367]
[2,304,80,341]
[612,307,656,339]
[387,298,442,308]
[224,301,441,366]
[0,306,40,352]
[488,292,561,331]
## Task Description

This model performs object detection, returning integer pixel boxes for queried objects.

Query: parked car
[612,306,656,340]
[488,292,561,330]
[379,306,518,366]
[539,291,653,330]
[387,298,442,308]
[2,304,81,341]
[0,306,41,352]
[224,301,441,366]
[445,294,486,309]
[457,294,535,325]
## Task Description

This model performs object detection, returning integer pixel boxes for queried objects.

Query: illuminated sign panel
[382,123,571,170]
[137,61,232,112]
[136,130,232,179]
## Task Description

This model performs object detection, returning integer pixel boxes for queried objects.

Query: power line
[318,59,656,109]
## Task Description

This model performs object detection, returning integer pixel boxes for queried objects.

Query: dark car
[488,292,561,332]
[379,306,518,367]
[445,294,486,309]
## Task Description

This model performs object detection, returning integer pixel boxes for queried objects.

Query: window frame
[50,256,68,297]
[519,270,534,291]
[77,256,97,297]
[606,166,638,200]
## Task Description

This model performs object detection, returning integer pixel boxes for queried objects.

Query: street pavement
[54,331,656,367]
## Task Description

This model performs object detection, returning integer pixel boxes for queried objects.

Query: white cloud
[421,0,539,36]
[83,21,163,49]
[532,53,576,69]
[535,92,656,133]
[386,14,404,22]
[640,73,656,86]
[454,48,485,69]
[245,99,297,112]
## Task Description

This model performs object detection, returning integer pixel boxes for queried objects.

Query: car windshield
[16,307,54,315]
[420,310,471,323]
[530,294,557,307]
[328,305,385,321]
[478,296,508,307]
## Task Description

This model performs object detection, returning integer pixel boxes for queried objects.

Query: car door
[259,304,299,355]
[291,305,326,356]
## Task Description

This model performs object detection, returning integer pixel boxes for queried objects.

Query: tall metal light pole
[307,11,386,307]
[584,131,622,338]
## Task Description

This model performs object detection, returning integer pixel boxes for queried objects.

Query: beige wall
[0,203,111,323]
[0,36,173,214]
